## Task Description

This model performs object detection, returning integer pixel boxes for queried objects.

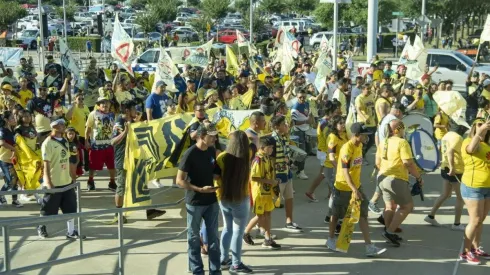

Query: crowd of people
[1,34,490,274]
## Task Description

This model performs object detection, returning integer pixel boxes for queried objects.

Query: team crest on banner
[123,114,193,208]
[58,38,81,86]
[209,109,260,137]
[111,15,135,74]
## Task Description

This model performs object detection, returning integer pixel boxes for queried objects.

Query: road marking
[452,238,464,275]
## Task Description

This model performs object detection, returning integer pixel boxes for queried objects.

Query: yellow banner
[14,135,41,190]
[336,198,360,253]
[123,113,193,207]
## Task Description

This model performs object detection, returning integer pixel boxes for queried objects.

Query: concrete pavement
[0,149,489,275]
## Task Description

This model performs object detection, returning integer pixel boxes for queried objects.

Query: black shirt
[112,115,129,169]
[178,145,218,206]
[14,125,37,140]
[26,93,61,117]
[0,127,15,146]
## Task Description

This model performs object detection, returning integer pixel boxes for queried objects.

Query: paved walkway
[0,151,489,275]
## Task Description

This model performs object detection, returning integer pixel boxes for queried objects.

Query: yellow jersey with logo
[335,140,363,191]
[251,152,275,197]
[461,138,490,188]
[375,97,391,124]
[355,93,376,127]
[440,132,464,174]
[41,136,71,187]
[327,132,348,169]
[377,136,413,182]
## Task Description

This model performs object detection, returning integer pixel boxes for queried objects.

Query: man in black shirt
[258,75,274,99]
[177,123,221,275]
[111,100,165,223]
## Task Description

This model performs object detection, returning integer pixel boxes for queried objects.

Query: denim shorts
[460,183,490,200]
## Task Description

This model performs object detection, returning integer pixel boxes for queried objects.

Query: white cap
[50,119,66,128]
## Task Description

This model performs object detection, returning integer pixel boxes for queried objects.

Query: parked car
[133,32,162,43]
[174,29,199,43]
[74,12,92,22]
[309,31,334,48]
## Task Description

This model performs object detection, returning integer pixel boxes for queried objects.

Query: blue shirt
[145,93,170,119]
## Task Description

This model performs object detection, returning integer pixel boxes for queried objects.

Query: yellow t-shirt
[41,136,72,187]
[373,70,384,82]
[333,89,347,115]
[114,90,135,104]
[317,118,330,153]
[461,138,490,188]
[415,97,425,110]
[334,139,363,191]
[481,89,490,101]
[18,89,34,108]
[229,96,248,110]
[214,152,250,201]
[377,136,413,182]
[355,93,376,127]
[440,132,464,174]
[68,105,91,138]
[327,132,348,169]
[434,112,449,140]
[375,97,391,124]
[251,152,275,198]
[186,90,196,112]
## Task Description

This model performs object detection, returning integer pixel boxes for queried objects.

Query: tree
[234,0,249,16]
[150,0,181,23]
[243,14,267,34]
[55,4,76,22]
[259,0,287,14]
[130,0,149,10]
[201,0,231,20]
[136,13,159,34]
[287,0,318,15]
[0,1,28,30]
[187,0,201,7]
[313,4,333,29]
[189,15,213,37]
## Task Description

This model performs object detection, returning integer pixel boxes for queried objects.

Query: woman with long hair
[215,130,253,273]
[458,118,490,264]
[0,111,21,207]
[176,92,189,114]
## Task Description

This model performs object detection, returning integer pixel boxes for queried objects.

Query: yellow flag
[14,135,41,190]
[226,45,239,77]
[336,198,361,253]
[123,113,193,208]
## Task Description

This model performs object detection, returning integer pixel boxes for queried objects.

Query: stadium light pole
[63,0,67,38]
[38,0,45,71]
[367,0,378,62]
[249,0,253,44]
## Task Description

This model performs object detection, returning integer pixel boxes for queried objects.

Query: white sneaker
[297,171,308,180]
[152,179,163,188]
[20,194,31,202]
[424,216,441,226]
[451,224,466,231]
[366,244,387,257]
[326,237,337,251]
[12,200,23,208]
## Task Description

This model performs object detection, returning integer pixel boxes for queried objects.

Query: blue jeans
[461,183,490,200]
[201,222,208,245]
[219,197,250,266]
[0,161,17,201]
[186,203,221,275]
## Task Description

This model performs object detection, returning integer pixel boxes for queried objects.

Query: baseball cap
[196,123,218,136]
[483,79,490,87]
[50,119,66,128]
[96,96,110,104]
[350,122,373,135]
[1,84,13,91]
[155,80,167,87]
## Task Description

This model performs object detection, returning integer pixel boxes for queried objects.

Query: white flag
[320,35,329,52]
[58,38,81,87]
[168,39,214,67]
[236,30,248,47]
[314,52,333,92]
[111,15,135,74]
[151,47,179,92]
[481,14,490,42]
[275,27,301,58]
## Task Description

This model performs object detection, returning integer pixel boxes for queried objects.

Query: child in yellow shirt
[434,109,449,151]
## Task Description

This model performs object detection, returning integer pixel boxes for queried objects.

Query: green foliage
[135,13,158,34]
[130,0,149,9]
[234,0,249,16]
[66,36,101,52]
[187,0,201,7]
[243,13,267,34]
[189,16,213,36]
[313,4,333,29]
[55,4,76,22]
[151,0,181,23]
[259,0,287,14]
[201,0,231,20]
[287,0,318,15]
[0,0,28,30]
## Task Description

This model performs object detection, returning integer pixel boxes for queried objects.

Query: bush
[66,36,102,52]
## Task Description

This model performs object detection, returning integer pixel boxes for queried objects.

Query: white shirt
[378,114,398,142]
[323,82,338,101]
[350,86,362,112]
[303,71,317,85]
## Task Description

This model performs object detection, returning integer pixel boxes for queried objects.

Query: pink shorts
[89,147,115,171]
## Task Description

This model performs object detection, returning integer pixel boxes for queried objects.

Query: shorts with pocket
[440,167,463,183]
[378,175,413,206]
[253,195,274,215]
[89,147,115,170]
[331,187,368,219]
[460,183,490,201]
[279,180,294,200]
[40,184,77,216]
[116,169,126,197]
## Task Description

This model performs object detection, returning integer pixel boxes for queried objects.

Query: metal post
[367,0,378,62]
[2,226,10,272]
[118,210,124,275]
[249,0,253,44]
[63,0,67,38]
[421,0,426,40]
[76,181,83,255]
[395,17,399,58]
[332,0,339,70]
[38,0,45,72]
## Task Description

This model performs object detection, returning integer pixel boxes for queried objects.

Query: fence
[0,183,185,275]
